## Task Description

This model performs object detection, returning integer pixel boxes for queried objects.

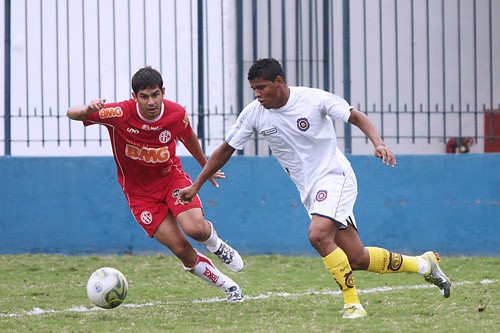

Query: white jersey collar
[136,101,164,122]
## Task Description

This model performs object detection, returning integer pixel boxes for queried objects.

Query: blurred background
[1,0,499,157]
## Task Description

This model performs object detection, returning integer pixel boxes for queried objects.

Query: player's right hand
[374,145,396,167]
[85,99,106,115]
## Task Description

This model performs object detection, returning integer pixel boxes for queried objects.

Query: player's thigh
[153,213,193,252]
[176,208,209,241]
[309,214,338,241]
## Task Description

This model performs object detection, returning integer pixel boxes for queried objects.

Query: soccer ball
[87,267,128,309]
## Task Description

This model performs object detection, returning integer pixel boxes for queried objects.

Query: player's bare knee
[184,224,210,242]
[308,229,331,250]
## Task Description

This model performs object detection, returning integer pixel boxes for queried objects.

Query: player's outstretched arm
[179,142,236,203]
[67,99,106,121]
[348,108,396,167]
[182,132,226,187]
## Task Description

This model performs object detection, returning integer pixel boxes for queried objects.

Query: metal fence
[1,0,499,156]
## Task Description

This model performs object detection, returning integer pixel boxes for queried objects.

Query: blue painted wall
[0,155,499,256]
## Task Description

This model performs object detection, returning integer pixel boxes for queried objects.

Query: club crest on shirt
[297,117,310,131]
[260,126,278,136]
[159,130,171,143]
[315,190,327,202]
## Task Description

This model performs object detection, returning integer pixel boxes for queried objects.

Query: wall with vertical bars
[1,0,499,156]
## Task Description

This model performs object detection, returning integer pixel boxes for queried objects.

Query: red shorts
[126,172,203,237]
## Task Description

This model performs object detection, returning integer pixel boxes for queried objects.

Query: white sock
[203,220,222,252]
[183,251,236,292]
[417,256,429,275]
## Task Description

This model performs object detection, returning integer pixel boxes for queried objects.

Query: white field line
[0,279,495,317]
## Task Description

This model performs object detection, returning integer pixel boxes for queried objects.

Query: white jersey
[226,86,352,203]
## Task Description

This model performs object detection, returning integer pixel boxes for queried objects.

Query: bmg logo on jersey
[98,107,123,119]
[125,144,170,163]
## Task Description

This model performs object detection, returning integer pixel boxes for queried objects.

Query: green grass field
[0,254,498,332]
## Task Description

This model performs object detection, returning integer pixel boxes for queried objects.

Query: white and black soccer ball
[86,267,128,309]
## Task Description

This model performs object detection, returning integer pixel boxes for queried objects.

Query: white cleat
[225,285,244,302]
[213,241,244,272]
[343,303,367,319]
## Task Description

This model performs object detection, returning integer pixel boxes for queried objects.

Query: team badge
[159,130,171,143]
[296,117,310,131]
[345,271,355,288]
[389,253,403,271]
[315,190,327,202]
[140,211,153,225]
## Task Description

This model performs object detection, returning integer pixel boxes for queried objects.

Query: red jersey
[84,99,193,196]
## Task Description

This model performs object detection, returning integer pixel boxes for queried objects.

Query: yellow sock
[366,247,419,273]
[322,248,360,305]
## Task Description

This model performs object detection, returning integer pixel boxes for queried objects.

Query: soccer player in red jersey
[67,66,244,302]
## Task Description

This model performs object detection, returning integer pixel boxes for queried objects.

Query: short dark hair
[247,58,286,82]
[131,66,164,94]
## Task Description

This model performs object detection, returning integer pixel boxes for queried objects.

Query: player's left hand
[208,170,225,187]
[375,146,396,167]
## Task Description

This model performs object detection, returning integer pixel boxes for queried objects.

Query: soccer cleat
[213,241,244,272]
[343,303,367,319]
[422,251,451,298]
[225,285,244,302]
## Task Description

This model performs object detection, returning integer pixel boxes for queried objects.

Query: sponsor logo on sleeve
[183,114,190,128]
[99,107,123,119]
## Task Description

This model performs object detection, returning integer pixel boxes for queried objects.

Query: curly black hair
[247,58,286,82]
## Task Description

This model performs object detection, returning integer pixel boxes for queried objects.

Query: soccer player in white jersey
[179,58,451,318]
